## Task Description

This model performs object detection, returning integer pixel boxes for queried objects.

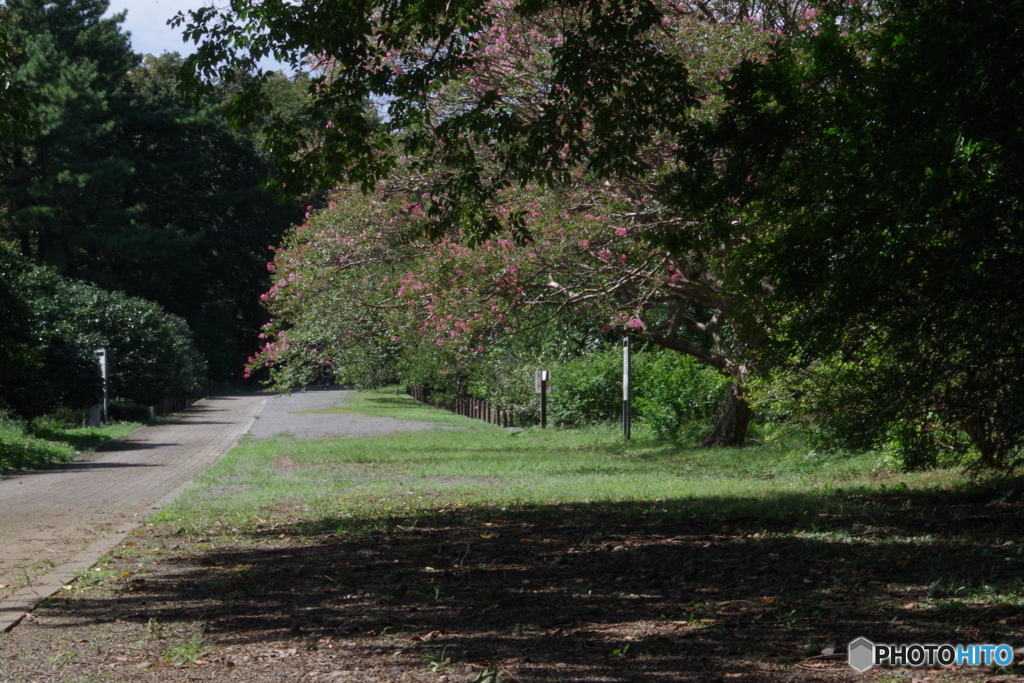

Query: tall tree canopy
[180,0,1024,466]
[0,0,308,382]
[2,0,137,266]
[688,0,1024,466]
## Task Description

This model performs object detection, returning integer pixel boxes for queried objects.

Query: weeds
[161,630,210,667]
[424,645,452,673]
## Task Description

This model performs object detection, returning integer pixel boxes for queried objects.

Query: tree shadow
[0,441,74,473]
[20,424,119,453]
[30,485,1024,680]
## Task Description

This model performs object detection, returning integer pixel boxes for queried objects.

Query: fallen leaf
[479,533,495,539]
[821,647,835,656]
[519,538,534,543]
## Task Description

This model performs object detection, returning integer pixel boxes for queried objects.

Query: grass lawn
[2,389,1022,682]
[0,415,141,473]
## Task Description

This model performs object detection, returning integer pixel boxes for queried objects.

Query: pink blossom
[627,318,644,330]
[615,227,627,237]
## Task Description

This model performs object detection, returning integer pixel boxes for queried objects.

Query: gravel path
[247,387,437,440]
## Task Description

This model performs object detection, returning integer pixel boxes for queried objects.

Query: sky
[104,0,291,72]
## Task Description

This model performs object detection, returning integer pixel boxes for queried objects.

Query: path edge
[0,395,267,634]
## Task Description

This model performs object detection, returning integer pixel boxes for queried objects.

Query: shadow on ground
[9,485,1024,682]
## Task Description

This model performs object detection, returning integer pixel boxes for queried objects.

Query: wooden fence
[407,386,515,428]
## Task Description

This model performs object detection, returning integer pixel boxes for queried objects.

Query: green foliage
[547,346,727,442]
[464,317,611,418]
[685,0,1024,468]
[632,350,729,442]
[1,247,104,418]
[116,53,308,382]
[108,402,154,422]
[546,347,622,427]
[0,409,139,472]
[26,271,207,406]
[0,0,306,385]
[2,253,206,416]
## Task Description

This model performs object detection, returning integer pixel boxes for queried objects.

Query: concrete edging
[0,395,267,634]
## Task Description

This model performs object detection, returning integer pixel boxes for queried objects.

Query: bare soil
[2,492,1023,683]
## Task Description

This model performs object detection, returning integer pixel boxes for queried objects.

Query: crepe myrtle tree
[222,0,815,446]
[172,0,845,225]
[250,176,768,445]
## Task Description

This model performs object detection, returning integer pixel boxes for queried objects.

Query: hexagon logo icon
[848,637,874,672]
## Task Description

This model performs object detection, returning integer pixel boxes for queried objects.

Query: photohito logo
[848,637,1014,672]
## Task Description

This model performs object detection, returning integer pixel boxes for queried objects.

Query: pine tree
[0,0,138,268]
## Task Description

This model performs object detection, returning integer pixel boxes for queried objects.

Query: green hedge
[1,252,206,417]
[547,346,728,441]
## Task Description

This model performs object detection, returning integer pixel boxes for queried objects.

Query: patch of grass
[292,388,464,423]
[0,414,141,473]
[158,390,964,535]
[22,389,1024,683]
[162,630,210,667]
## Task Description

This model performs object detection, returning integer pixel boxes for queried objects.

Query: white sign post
[622,337,631,440]
[94,349,108,424]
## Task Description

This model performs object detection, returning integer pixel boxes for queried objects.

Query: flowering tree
[236,0,860,445]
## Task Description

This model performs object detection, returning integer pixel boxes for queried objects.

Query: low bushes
[1,250,206,419]
[548,346,728,442]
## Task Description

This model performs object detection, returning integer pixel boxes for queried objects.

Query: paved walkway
[0,394,266,632]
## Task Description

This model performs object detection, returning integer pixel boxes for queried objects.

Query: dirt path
[0,394,266,631]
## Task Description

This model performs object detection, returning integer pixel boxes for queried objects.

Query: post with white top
[94,349,108,424]
[622,337,631,440]
[535,370,549,428]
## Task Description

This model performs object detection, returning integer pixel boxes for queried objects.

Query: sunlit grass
[158,388,969,534]
[0,415,140,473]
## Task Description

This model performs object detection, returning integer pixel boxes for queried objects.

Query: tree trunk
[963,418,1006,469]
[701,383,752,447]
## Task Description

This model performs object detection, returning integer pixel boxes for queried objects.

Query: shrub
[3,257,206,416]
[632,351,728,441]
[547,346,728,441]
[546,348,623,427]
[109,402,155,422]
